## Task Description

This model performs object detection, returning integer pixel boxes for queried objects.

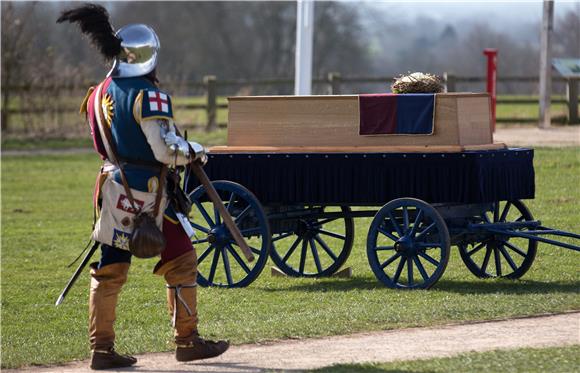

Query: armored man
[58,4,229,369]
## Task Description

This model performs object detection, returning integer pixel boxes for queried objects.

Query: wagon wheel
[367,198,450,289]
[270,206,354,277]
[188,181,270,287]
[459,200,537,279]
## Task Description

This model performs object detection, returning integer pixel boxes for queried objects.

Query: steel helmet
[107,24,160,78]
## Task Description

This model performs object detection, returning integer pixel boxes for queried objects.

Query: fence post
[566,78,579,124]
[204,75,217,131]
[1,87,11,132]
[443,72,456,92]
[328,72,341,95]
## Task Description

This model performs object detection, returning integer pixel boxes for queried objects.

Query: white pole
[539,0,554,129]
[295,0,314,95]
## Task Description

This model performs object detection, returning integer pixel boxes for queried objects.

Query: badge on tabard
[116,194,144,214]
[101,93,115,127]
[112,229,131,251]
[141,89,173,120]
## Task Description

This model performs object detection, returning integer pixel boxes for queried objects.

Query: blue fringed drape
[186,148,535,206]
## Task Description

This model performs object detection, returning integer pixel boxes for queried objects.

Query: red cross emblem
[148,91,169,113]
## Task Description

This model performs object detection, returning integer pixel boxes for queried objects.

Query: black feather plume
[57,3,121,60]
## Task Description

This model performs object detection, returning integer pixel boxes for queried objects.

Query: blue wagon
[183,146,578,289]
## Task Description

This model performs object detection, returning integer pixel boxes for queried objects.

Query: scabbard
[55,241,100,306]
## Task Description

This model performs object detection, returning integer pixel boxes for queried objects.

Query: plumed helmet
[57,4,160,79]
[108,24,160,78]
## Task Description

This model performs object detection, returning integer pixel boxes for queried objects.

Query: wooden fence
[2,74,579,134]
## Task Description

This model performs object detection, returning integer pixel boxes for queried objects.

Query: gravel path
[11,312,579,373]
[493,125,580,147]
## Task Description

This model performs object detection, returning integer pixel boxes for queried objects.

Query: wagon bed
[181,93,577,289]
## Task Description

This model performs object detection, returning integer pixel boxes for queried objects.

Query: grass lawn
[1,127,229,151]
[313,345,580,373]
[496,95,575,124]
[1,148,579,368]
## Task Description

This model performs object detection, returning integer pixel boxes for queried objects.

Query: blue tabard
[89,76,178,221]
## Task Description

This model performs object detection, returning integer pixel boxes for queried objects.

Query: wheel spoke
[192,237,209,244]
[480,247,492,274]
[418,251,440,267]
[467,242,486,256]
[194,200,215,227]
[498,244,518,272]
[409,209,424,237]
[226,192,236,213]
[493,203,500,223]
[403,206,410,232]
[235,205,251,223]
[310,239,323,273]
[313,217,339,227]
[230,241,261,255]
[378,226,399,242]
[190,222,210,234]
[387,211,404,237]
[483,212,492,223]
[494,247,502,276]
[380,252,401,269]
[515,215,525,222]
[214,204,221,225]
[226,244,251,274]
[272,231,295,242]
[499,202,512,222]
[374,245,395,251]
[314,234,338,261]
[282,236,302,263]
[504,241,527,257]
[415,222,436,240]
[413,256,429,282]
[392,257,406,284]
[198,244,215,264]
[407,257,414,285]
[315,229,345,240]
[299,239,308,273]
[222,247,233,285]
[207,247,221,284]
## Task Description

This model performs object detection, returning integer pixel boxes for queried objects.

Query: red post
[483,49,498,132]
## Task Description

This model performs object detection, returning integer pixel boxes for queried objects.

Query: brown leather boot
[89,262,136,369]
[154,251,229,361]
[90,347,137,370]
[175,334,230,362]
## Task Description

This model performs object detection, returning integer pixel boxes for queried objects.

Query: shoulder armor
[79,86,95,114]
[138,88,173,122]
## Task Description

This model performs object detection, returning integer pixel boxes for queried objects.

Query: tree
[553,8,580,57]
[1,2,36,131]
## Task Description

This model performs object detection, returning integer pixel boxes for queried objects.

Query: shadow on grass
[313,365,431,373]
[435,279,580,295]
[260,277,579,295]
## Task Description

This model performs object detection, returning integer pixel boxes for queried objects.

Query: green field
[1,148,579,368]
[313,345,580,373]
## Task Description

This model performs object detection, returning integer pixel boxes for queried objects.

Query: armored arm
[135,88,206,166]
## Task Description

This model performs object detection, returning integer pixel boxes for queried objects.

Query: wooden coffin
[221,93,499,152]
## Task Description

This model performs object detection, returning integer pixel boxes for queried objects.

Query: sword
[55,241,100,306]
